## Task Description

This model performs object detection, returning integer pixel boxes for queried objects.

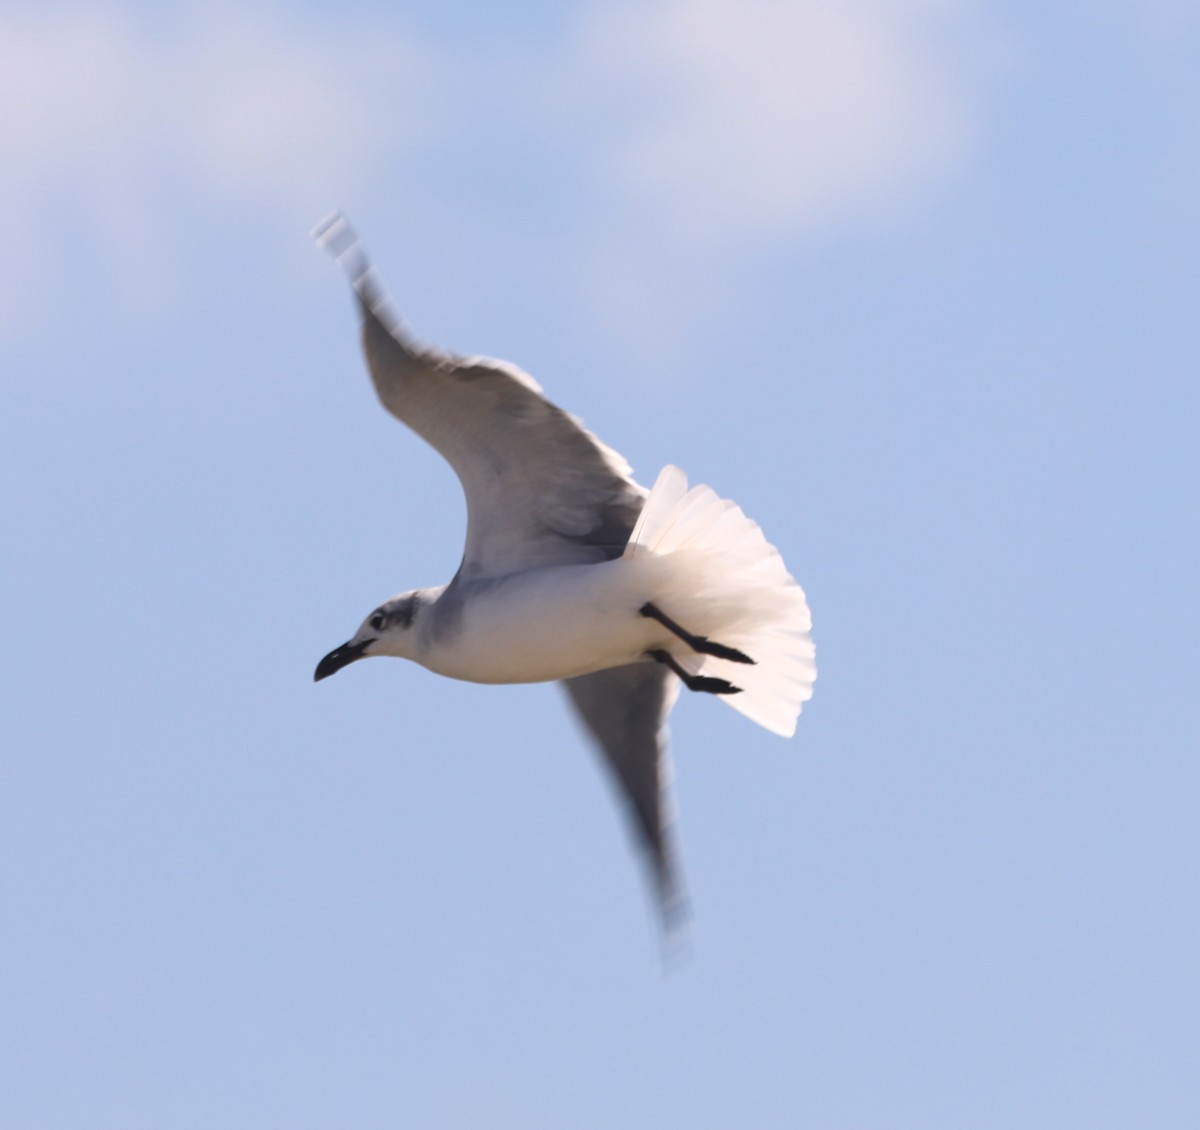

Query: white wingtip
[314,210,369,284]
[312,210,354,255]
[313,211,397,328]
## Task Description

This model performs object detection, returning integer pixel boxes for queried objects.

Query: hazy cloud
[0,1,999,333]
[583,0,990,243]
[0,6,422,318]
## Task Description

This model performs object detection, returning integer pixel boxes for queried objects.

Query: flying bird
[312,213,816,926]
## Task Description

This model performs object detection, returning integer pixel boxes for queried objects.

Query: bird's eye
[369,612,386,632]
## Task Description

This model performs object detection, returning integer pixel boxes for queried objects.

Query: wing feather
[561,663,688,927]
[318,213,645,579]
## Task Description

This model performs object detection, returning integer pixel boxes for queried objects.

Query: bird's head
[314,590,426,681]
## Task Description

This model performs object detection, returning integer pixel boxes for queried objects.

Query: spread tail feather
[625,466,816,737]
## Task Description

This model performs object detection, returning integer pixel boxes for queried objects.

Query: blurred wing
[561,663,688,927]
[317,213,645,581]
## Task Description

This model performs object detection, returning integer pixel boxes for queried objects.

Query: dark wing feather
[561,663,688,928]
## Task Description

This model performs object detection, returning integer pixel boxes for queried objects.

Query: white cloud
[0,6,423,320]
[171,14,424,206]
[0,1,999,341]
[582,0,990,243]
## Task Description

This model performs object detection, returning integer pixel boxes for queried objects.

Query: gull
[312,213,816,926]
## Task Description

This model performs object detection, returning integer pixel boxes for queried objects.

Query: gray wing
[317,213,646,581]
[561,663,688,927]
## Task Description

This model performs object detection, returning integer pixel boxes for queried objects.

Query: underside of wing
[561,663,688,928]
[317,213,646,579]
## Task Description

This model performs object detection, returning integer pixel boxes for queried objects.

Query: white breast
[419,560,662,685]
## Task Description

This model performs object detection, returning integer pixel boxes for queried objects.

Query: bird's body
[312,213,816,923]
[408,563,658,685]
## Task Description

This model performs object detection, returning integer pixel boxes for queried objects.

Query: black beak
[314,639,374,682]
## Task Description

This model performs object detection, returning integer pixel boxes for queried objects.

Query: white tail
[625,466,816,737]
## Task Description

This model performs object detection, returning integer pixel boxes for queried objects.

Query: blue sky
[3,2,1199,1126]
